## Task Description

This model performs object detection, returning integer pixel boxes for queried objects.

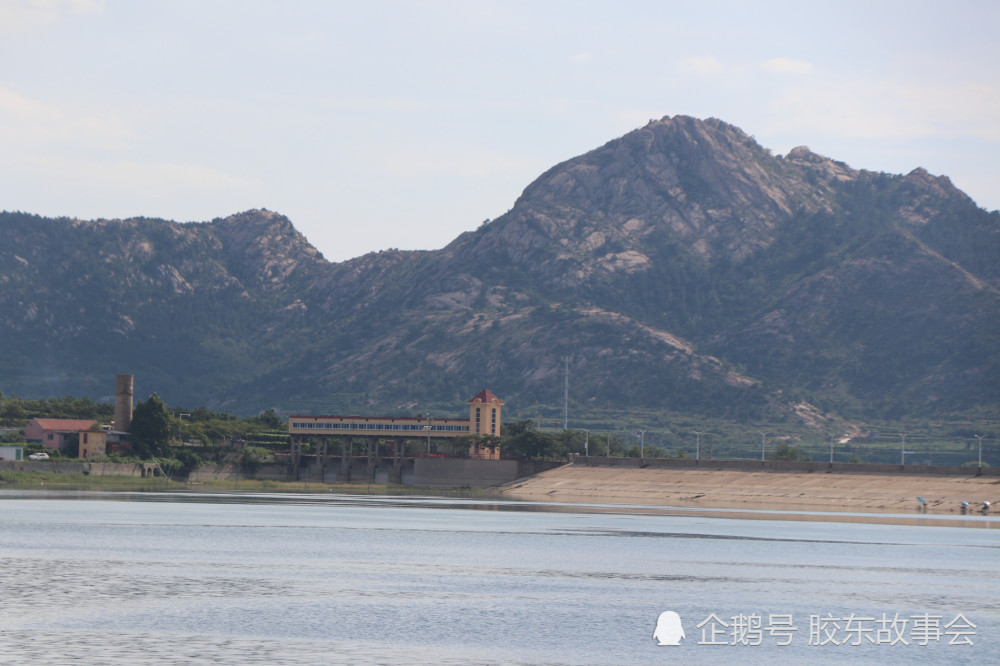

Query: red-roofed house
[25,418,122,457]
[25,419,97,450]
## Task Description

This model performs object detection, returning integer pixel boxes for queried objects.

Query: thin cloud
[678,54,727,75]
[7,155,249,195]
[0,84,133,148]
[0,0,104,35]
[762,57,813,74]
[362,136,539,182]
[0,154,253,226]
[767,79,1000,141]
[542,96,592,117]
[92,160,249,193]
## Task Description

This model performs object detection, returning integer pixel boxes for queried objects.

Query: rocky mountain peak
[210,209,314,256]
[902,167,969,201]
[452,116,862,284]
[208,209,325,289]
[784,145,858,182]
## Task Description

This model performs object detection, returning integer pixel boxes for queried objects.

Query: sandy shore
[496,464,999,514]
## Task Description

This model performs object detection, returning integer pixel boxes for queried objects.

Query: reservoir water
[0,490,997,664]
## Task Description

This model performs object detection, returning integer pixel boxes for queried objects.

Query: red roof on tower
[468,389,503,405]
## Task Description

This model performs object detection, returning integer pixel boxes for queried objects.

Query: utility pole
[561,356,571,429]
[974,434,984,468]
[760,432,770,462]
[899,433,910,465]
[425,413,432,455]
[694,431,706,461]
[176,412,189,446]
[582,429,590,457]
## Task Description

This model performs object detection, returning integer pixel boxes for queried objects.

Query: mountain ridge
[1,115,997,427]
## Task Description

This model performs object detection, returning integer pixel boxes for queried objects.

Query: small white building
[0,446,24,461]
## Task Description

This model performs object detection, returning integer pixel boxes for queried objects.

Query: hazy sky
[2,0,997,262]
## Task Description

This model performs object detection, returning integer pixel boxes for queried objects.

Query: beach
[496,464,999,513]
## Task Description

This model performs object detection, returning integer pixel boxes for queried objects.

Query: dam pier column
[340,439,352,483]
[315,440,327,481]
[366,439,376,481]
[389,439,402,484]
[290,439,302,481]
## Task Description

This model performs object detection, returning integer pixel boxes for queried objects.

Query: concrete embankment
[1,458,563,491]
[278,457,561,489]
[495,457,1000,513]
[1,460,163,478]
[5,457,995,508]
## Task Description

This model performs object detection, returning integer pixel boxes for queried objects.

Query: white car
[28,452,50,461]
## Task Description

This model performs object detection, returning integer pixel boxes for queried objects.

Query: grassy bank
[0,469,487,496]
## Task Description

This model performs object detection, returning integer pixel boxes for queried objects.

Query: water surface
[1,490,996,664]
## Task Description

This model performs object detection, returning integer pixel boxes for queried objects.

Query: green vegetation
[0,392,293,482]
[131,393,171,457]
[0,469,490,497]
[0,469,173,490]
[772,442,809,462]
[1,389,996,469]
[0,394,113,428]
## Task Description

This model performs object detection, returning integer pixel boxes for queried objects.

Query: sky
[2,0,998,263]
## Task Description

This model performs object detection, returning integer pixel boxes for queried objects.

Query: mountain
[1,116,998,428]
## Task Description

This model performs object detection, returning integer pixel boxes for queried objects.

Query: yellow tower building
[468,389,504,438]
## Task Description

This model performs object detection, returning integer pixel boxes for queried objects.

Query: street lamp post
[760,432,770,462]
[425,413,432,455]
[694,431,705,461]
[582,429,590,458]
[829,434,834,464]
[177,412,190,446]
[635,431,645,459]
[974,434,984,468]
[900,433,907,465]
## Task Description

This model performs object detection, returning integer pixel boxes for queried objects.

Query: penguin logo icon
[653,610,685,646]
